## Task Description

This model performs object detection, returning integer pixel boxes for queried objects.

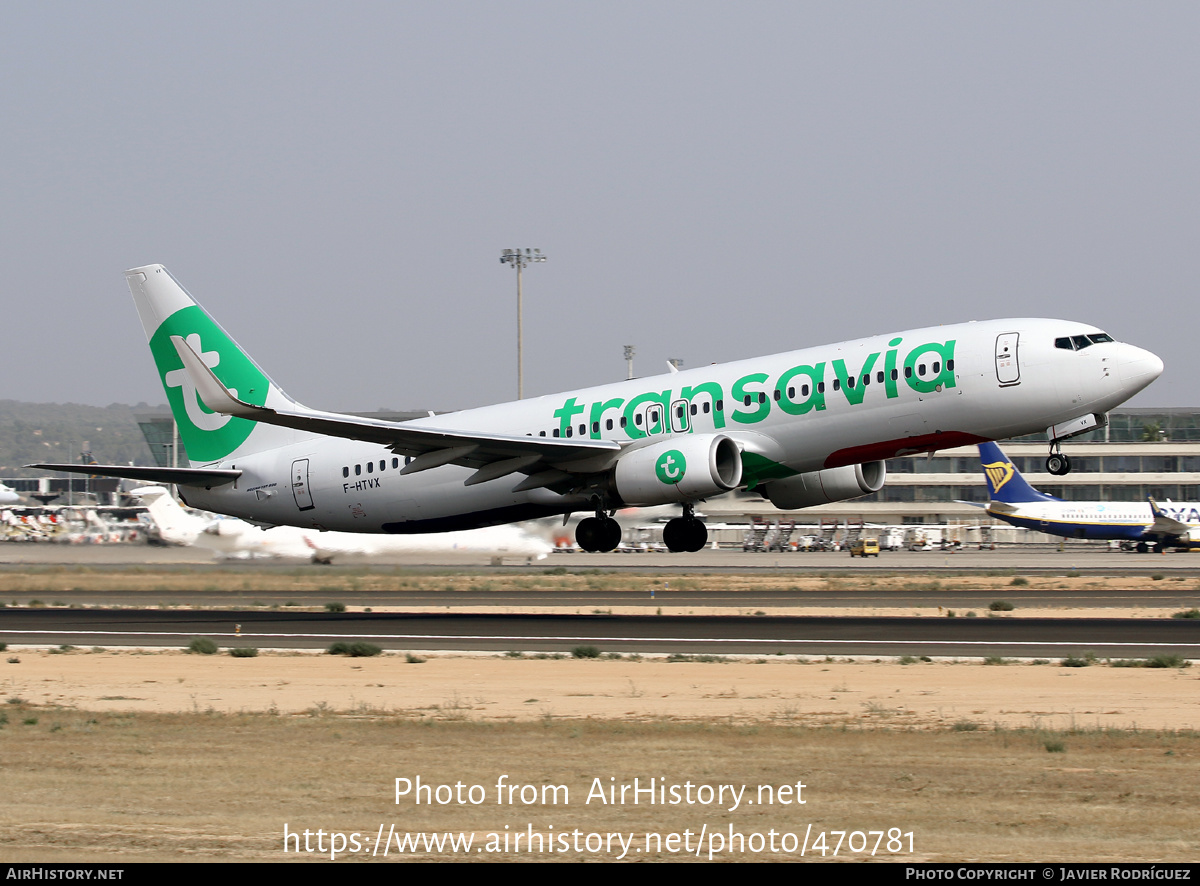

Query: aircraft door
[995,333,1020,386]
[670,398,690,433]
[291,458,315,511]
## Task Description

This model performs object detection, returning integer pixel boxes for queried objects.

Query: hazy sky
[1,2,1195,411]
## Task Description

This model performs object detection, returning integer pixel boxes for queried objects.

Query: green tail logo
[148,305,269,463]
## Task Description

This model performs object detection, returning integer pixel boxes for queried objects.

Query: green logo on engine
[655,449,686,485]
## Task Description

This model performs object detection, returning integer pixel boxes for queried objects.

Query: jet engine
[613,434,743,505]
[762,461,886,510]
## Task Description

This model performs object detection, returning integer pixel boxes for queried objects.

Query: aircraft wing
[1149,498,1190,537]
[26,464,242,488]
[170,334,620,483]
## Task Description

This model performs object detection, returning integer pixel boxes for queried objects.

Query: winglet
[170,334,267,420]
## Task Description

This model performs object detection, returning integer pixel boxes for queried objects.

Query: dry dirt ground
[1,649,1198,863]
[1,564,1198,863]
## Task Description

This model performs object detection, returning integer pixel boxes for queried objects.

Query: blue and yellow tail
[977,442,1058,503]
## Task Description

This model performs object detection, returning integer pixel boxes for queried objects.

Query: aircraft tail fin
[126,265,306,463]
[977,441,1058,503]
[130,485,208,545]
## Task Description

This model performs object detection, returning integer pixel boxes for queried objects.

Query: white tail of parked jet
[32,263,1164,552]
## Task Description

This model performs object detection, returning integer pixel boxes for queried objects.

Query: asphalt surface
[3,607,1197,659]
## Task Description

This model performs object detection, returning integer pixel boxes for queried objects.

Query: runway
[3,608,1197,659]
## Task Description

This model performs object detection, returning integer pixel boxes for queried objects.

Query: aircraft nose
[1116,343,1164,394]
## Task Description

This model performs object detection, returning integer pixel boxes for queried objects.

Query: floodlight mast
[499,248,546,399]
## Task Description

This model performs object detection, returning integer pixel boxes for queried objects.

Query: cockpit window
[1057,332,1114,351]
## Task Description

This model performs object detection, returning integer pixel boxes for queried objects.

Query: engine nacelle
[763,461,886,510]
[613,434,743,505]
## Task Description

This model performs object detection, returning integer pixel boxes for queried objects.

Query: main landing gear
[1046,442,1072,476]
[663,504,708,553]
[575,510,622,553]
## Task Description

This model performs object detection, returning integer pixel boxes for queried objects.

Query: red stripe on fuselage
[824,431,989,469]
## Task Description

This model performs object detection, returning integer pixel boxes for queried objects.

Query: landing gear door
[291,458,315,511]
[995,333,1020,386]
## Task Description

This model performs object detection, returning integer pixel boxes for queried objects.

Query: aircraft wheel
[599,517,622,552]
[1136,541,1149,554]
[663,518,687,553]
[684,517,708,552]
[576,517,603,553]
[1046,454,1071,476]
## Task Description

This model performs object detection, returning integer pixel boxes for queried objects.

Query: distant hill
[0,400,164,477]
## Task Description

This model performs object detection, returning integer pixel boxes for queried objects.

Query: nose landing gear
[1046,442,1072,476]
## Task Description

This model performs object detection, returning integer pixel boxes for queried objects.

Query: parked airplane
[975,441,1198,552]
[32,265,1163,552]
[0,483,19,505]
[133,486,551,562]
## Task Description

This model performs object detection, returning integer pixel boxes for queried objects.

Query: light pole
[499,247,546,399]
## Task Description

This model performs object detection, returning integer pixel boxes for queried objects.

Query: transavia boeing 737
[31,265,1164,552]
[976,441,1199,552]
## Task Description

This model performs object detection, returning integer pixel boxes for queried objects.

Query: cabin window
[832,379,840,391]
[592,421,600,433]
[932,361,940,374]
[744,394,752,406]
[553,428,560,437]
[367,462,373,473]
[392,458,399,469]
[904,366,912,378]
[715,400,723,411]
[635,414,642,426]
[620,416,628,428]
[342,467,349,478]
[947,359,955,371]
[773,389,781,401]
[847,376,855,389]
[918,364,926,376]
[354,464,361,476]
[703,402,710,414]
[862,374,870,386]
[539,430,546,436]
[876,370,885,383]
[759,392,766,404]
[817,382,825,393]
[606,418,614,430]
[891,368,899,381]
[690,403,697,416]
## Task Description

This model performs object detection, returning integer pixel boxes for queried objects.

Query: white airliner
[0,483,19,505]
[976,441,1199,552]
[31,265,1164,552]
[133,486,551,562]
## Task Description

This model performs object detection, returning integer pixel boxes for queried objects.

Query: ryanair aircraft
[977,441,1198,552]
[32,265,1164,553]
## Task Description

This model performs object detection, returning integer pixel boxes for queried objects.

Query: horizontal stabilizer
[1149,498,1190,536]
[26,463,242,488]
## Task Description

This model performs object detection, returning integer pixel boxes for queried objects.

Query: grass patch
[228,647,259,658]
[1171,609,1200,620]
[324,602,347,613]
[187,637,219,655]
[1009,577,1028,587]
[571,646,601,659]
[989,600,1015,612]
[327,641,383,657]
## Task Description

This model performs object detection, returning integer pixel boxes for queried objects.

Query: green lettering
[622,391,671,439]
[588,397,624,439]
[904,340,957,394]
[553,397,585,436]
[775,364,826,415]
[680,382,725,429]
[884,338,901,399]
[832,352,879,406]
[731,373,770,425]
